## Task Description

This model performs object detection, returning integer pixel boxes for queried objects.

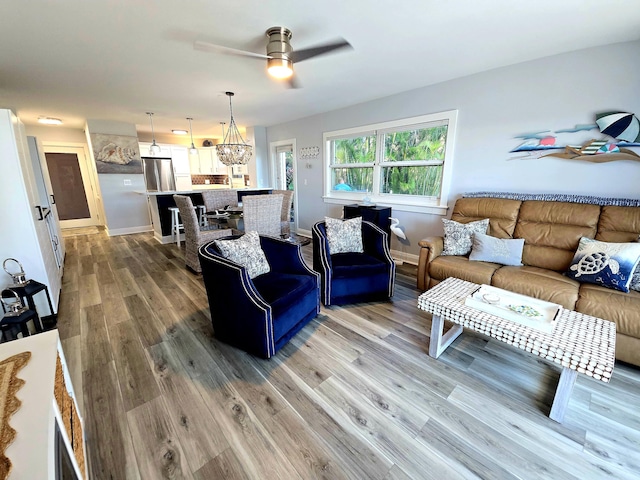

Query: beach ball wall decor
[509,111,640,163]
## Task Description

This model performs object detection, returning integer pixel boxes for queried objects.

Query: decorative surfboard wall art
[509,111,640,163]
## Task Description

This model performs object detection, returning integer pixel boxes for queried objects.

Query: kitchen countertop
[139,187,273,196]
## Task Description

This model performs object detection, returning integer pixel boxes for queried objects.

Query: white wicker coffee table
[417,277,616,422]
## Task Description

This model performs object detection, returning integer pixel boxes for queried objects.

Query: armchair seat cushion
[331,252,388,278]
[253,271,318,312]
[252,271,319,344]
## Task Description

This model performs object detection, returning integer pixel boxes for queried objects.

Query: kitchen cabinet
[195,148,228,175]
[139,143,172,158]
[0,330,88,479]
[0,109,63,314]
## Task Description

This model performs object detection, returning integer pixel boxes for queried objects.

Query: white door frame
[42,142,103,228]
[270,138,298,234]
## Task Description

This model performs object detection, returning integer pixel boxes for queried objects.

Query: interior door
[44,146,100,228]
[274,143,296,233]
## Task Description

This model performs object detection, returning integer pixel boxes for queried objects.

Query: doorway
[271,140,297,234]
[43,145,100,229]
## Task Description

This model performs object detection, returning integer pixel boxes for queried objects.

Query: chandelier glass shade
[146,112,161,155]
[215,92,253,166]
[187,117,198,156]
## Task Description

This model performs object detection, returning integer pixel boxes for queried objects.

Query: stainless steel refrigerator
[142,157,176,191]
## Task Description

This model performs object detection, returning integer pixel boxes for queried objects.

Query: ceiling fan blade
[291,39,352,63]
[194,40,270,60]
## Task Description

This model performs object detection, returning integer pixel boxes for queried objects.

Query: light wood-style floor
[56,230,640,479]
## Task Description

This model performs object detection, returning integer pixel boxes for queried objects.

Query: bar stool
[169,205,207,246]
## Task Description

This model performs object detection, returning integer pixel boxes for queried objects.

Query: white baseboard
[106,225,153,237]
[296,228,312,238]
[391,249,418,265]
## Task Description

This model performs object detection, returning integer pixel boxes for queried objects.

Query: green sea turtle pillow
[566,237,640,293]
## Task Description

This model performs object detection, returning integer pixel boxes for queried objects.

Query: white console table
[1,330,87,479]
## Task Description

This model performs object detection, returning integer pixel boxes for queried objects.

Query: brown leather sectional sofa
[418,195,640,367]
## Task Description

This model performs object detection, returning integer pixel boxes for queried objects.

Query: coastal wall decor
[90,133,143,174]
[299,146,319,159]
[510,111,640,163]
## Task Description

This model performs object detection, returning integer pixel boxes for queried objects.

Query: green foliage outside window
[330,125,447,196]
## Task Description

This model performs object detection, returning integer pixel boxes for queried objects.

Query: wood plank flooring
[56,230,640,479]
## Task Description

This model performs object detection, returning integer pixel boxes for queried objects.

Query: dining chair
[243,194,283,238]
[173,195,234,273]
[201,189,238,213]
[272,189,294,238]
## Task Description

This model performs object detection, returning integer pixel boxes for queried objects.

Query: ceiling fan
[194,26,352,88]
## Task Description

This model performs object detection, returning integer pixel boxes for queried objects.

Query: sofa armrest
[417,236,444,291]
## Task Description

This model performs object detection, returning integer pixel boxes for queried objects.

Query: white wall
[266,40,640,259]
[85,119,151,235]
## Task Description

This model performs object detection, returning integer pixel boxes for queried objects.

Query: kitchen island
[140,188,273,244]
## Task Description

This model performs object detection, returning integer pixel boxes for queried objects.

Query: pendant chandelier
[146,112,161,155]
[187,117,198,156]
[216,92,252,166]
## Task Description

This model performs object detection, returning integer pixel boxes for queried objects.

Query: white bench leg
[428,314,463,359]
[549,367,578,423]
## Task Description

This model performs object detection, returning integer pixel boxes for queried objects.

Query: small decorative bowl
[482,293,500,305]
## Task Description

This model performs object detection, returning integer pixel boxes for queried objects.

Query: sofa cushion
[430,255,501,285]
[576,283,640,337]
[469,233,524,266]
[451,197,522,238]
[565,237,640,293]
[596,205,640,243]
[514,201,600,272]
[491,266,580,309]
[441,218,489,256]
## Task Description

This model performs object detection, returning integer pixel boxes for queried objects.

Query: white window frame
[323,109,457,215]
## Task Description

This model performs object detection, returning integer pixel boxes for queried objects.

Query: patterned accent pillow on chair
[441,218,490,256]
[214,231,270,279]
[324,216,364,254]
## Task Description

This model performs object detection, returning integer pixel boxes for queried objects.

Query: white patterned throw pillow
[441,218,490,256]
[325,216,364,254]
[214,230,270,279]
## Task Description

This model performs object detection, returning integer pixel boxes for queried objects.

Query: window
[323,110,457,214]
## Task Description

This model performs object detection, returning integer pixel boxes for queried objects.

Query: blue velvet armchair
[312,220,396,306]
[198,235,320,358]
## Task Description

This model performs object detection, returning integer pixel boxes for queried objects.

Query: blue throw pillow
[469,233,524,266]
[566,237,640,293]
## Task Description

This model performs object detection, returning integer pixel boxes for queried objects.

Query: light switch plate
[123,179,132,186]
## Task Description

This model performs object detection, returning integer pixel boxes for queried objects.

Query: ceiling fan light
[267,58,293,79]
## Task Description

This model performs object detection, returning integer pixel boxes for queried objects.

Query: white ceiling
[1,0,639,139]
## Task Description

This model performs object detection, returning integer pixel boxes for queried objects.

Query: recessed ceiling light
[172,129,188,135]
[38,117,63,125]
